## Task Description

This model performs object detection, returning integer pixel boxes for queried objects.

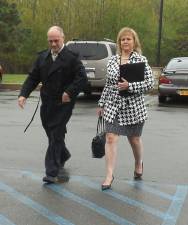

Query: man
[18,26,87,183]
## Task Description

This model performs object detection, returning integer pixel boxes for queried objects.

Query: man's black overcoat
[19,46,87,129]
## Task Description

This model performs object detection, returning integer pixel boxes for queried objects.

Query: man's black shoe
[43,176,59,183]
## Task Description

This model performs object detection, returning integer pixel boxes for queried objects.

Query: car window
[67,43,108,60]
[109,44,116,55]
[166,59,188,70]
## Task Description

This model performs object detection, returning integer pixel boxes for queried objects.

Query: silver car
[158,57,188,103]
[66,40,116,95]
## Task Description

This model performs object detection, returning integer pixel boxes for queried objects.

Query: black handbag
[91,116,106,158]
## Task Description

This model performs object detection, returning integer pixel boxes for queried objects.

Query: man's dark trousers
[40,96,75,177]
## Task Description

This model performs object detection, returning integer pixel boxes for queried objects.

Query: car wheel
[158,95,166,103]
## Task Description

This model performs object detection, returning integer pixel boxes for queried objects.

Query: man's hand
[18,96,26,109]
[62,92,71,103]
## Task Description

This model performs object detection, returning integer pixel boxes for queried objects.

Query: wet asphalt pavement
[0,90,188,225]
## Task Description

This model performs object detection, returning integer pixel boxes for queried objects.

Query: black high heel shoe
[101,175,114,191]
[134,162,143,180]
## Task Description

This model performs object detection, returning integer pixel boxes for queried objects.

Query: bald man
[18,26,87,183]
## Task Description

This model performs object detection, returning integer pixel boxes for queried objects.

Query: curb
[0,84,41,91]
[0,84,22,91]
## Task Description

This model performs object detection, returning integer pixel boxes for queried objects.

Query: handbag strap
[96,116,105,134]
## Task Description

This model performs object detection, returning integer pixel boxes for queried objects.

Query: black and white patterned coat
[98,51,154,125]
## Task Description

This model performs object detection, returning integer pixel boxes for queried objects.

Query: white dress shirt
[51,44,64,61]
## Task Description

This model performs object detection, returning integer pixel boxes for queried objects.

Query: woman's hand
[96,107,104,116]
[118,78,129,91]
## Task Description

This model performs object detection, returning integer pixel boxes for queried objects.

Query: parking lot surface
[0,91,188,225]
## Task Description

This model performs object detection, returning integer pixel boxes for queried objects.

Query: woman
[97,27,154,190]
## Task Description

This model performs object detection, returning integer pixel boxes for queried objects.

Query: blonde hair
[116,27,142,55]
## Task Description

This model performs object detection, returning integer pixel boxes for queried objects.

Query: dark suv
[66,40,116,95]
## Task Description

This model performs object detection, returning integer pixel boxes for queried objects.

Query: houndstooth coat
[98,51,154,125]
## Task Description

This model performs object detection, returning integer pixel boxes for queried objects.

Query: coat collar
[109,51,142,78]
[47,47,68,76]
